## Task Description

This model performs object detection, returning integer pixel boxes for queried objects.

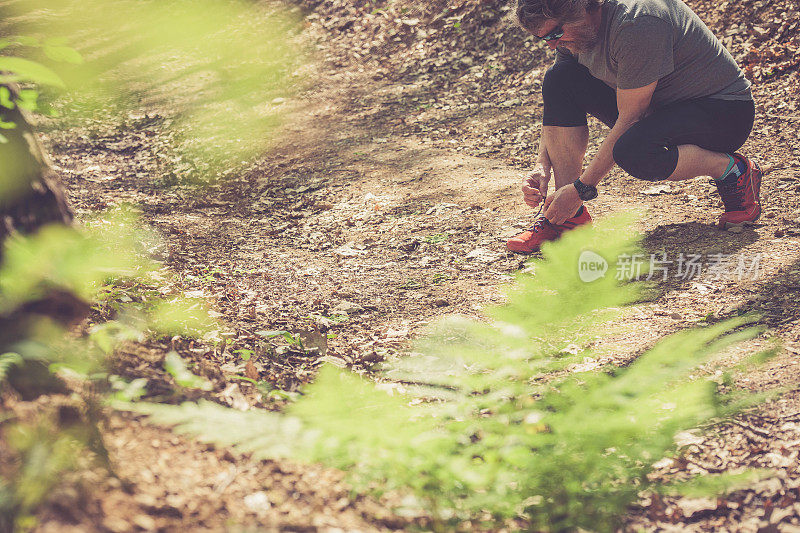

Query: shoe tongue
[532,216,551,231]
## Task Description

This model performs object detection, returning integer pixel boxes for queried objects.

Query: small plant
[400,278,424,290]
[257,329,304,347]
[432,272,450,284]
[232,348,254,361]
[422,233,448,244]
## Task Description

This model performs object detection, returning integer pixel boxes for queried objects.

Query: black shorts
[542,60,755,181]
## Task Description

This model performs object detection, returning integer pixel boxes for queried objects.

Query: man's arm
[541,80,659,224]
[578,80,658,187]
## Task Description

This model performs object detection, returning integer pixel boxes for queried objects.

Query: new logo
[578,250,608,282]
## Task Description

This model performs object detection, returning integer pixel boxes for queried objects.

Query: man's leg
[666,145,730,181]
[542,124,589,189]
[507,59,616,253]
[540,60,617,189]
[612,98,759,226]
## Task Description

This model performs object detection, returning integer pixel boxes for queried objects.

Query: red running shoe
[716,153,762,228]
[506,206,592,253]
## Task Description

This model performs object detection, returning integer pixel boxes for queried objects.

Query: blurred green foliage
[0,210,153,308]
[0,416,87,532]
[0,209,216,531]
[164,351,212,391]
[0,0,305,528]
[1,0,305,182]
[128,216,773,531]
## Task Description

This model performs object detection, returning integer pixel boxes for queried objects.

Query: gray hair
[515,0,604,32]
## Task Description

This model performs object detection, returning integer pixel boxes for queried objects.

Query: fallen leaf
[245,360,259,380]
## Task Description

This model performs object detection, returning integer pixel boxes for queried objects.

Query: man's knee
[613,131,674,181]
[542,61,584,103]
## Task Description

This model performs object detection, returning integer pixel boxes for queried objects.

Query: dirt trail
[29,0,800,530]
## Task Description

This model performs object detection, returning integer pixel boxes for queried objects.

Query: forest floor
[17,0,800,530]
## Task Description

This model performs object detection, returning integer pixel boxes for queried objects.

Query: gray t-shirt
[556,0,752,107]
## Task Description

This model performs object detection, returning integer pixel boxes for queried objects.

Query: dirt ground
[11,0,800,530]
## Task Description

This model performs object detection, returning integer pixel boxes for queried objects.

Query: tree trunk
[0,83,73,256]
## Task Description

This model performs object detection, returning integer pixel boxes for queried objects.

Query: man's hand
[521,154,552,209]
[543,183,582,225]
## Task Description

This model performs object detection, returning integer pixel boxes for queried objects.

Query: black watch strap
[573,179,598,201]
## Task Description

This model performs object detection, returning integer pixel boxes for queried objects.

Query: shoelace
[529,197,549,233]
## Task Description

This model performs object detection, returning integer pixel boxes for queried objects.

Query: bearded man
[507,0,760,253]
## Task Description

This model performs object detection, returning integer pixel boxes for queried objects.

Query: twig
[748,411,800,423]
[728,418,772,438]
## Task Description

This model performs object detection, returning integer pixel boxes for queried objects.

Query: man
[507,0,759,253]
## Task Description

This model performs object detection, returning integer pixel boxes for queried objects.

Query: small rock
[676,497,718,518]
[641,184,672,195]
[271,97,286,105]
[727,225,743,233]
[243,491,271,512]
[103,517,130,533]
[674,430,704,447]
[133,514,157,531]
[333,243,365,257]
[765,212,776,218]
[669,312,682,320]
[311,314,333,329]
[652,457,675,469]
[465,247,502,263]
[332,300,365,314]
[499,98,522,108]
[432,299,449,307]
[775,229,786,237]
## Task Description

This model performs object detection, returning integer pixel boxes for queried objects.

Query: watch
[573,178,598,201]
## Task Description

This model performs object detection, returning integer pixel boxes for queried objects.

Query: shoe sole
[722,219,757,229]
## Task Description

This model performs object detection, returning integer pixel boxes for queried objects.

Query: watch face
[574,180,597,201]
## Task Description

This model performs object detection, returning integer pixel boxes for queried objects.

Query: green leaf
[108,375,148,402]
[117,399,320,458]
[42,45,83,65]
[16,89,38,112]
[0,57,65,88]
[0,86,14,109]
[43,37,69,47]
[256,329,288,338]
[659,470,773,498]
[163,351,211,391]
[14,36,40,47]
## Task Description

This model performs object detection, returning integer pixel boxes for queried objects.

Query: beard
[562,23,600,54]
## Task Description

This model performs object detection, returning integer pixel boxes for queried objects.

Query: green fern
[126,215,771,531]
[122,400,318,459]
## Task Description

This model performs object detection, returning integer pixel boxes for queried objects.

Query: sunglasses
[538,26,564,42]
